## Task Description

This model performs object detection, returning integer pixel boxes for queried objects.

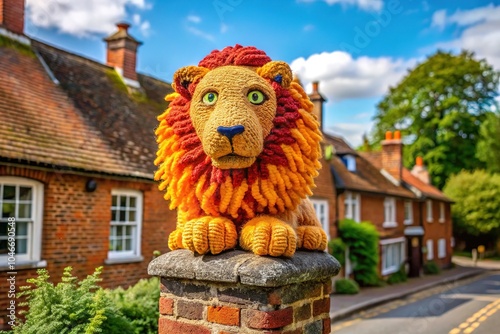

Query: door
[408,236,422,277]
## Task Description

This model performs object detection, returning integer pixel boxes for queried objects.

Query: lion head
[155,45,322,228]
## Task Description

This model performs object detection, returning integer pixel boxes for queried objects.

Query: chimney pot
[385,131,393,140]
[116,22,130,31]
[416,156,423,166]
[312,81,319,93]
[394,130,401,140]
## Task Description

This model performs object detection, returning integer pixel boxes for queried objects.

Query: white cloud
[291,51,416,101]
[187,15,202,24]
[298,0,383,12]
[26,0,151,37]
[325,122,374,147]
[186,26,215,41]
[431,4,500,69]
[431,9,447,29]
[303,24,315,32]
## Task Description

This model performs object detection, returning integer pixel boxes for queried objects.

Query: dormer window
[341,154,356,172]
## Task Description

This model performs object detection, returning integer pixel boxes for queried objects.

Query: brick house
[309,83,453,278]
[0,0,176,326]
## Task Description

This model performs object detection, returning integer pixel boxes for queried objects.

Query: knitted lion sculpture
[155,45,327,257]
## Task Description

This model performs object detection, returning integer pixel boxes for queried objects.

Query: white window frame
[344,191,360,222]
[404,200,413,225]
[383,197,397,228]
[106,189,143,263]
[427,239,434,260]
[438,238,446,259]
[426,200,433,222]
[439,202,445,223]
[380,237,406,275]
[311,198,330,241]
[0,177,44,267]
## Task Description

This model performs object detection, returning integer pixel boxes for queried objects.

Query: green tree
[443,170,500,242]
[373,50,499,189]
[476,112,500,173]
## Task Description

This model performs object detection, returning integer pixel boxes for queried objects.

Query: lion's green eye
[202,92,218,105]
[247,90,266,105]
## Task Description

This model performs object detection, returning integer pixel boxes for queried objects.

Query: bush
[339,219,381,286]
[335,278,360,295]
[387,265,408,285]
[328,238,346,267]
[10,267,133,334]
[423,261,441,275]
[106,277,159,334]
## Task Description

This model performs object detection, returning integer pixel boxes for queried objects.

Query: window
[426,200,433,222]
[107,190,143,262]
[439,203,445,223]
[0,177,44,265]
[438,238,446,259]
[341,155,356,172]
[311,198,329,240]
[383,197,397,228]
[427,239,434,260]
[404,201,413,225]
[344,192,360,222]
[381,237,405,275]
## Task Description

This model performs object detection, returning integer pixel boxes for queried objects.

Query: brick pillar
[148,249,340,334]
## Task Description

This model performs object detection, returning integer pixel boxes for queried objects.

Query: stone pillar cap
[148,249,341,287]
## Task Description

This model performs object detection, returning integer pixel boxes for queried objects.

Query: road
[331,272,500,334]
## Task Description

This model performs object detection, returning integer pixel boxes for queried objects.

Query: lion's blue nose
[217,125,245,141]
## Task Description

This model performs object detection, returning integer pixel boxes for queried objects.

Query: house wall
[0,165,176,324]
[311,157,337,240]
[423,200,453,268]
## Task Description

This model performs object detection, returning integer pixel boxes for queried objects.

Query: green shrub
[328,238,346,267]
[10,267,133,334]
[387,265,408,285]
[423,261,441,275]
[106,277,159,334]
[339,219,381,286]
[334,278,360,295]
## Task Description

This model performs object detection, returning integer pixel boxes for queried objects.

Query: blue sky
[24,0,500,147]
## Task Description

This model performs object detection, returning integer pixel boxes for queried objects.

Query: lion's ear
[257,61,293,88]
[173,66,210,98]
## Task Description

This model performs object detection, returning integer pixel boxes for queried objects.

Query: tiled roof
[360,152,452,202]
[0,37,172,179]
[323,133,357,155]
[324,138,415,198]
[402,169,452,202]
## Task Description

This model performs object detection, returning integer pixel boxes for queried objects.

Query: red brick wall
[0,0,25,35]
[312,157,337,240]
[106,46,138,81]
[0,165,176,324]
[423,200,453,268]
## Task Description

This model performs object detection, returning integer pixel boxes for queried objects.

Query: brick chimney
[411,156,430,184]
[104,22,142,86]
[309,81,326,132]
[381,130,403,181]
[0,0,25,35]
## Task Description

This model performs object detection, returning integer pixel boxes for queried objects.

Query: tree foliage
[373,50,499,189]
[444,170,500,237]
[476,112,500,173]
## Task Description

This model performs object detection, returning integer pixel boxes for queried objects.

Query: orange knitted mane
[154,46,322,229]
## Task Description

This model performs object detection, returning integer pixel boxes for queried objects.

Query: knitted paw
[181,216,238,255]
[168,228,184,251]
[296,226,327,251]
[239,216,297,257]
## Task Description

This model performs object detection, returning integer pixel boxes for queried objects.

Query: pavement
[329,256,500,322]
